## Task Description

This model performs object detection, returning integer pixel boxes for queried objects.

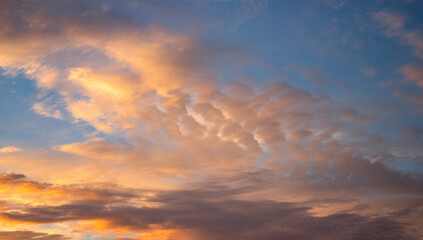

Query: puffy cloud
[0,7,420,222]
[0,1,412,180]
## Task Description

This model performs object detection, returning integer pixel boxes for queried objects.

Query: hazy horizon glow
[0,0,422,239]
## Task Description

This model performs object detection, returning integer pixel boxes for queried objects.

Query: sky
[0,0,423,239]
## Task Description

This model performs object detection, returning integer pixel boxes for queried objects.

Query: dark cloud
[0,173,26,182]
[0,172,138,202]
[0,231,70,240]
[340,107,372,124]
[1,198,419,240]
[0,175,421,240]
[400,126,423,142]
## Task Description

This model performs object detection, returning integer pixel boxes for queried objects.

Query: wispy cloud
[32,102,63,120]
[400,64,423,88]
[374,11,423,60]
[374,12,423,106]
[0,146,22,153]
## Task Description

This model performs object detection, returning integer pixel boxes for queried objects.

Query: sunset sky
[0,0,423,239]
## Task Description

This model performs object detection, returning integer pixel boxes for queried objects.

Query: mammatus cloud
[0,1,422,239]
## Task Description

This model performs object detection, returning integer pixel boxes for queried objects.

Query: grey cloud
[340,107,372,124]
[393,86,423,105]
[0,231,70,240]
[0,170,422,239]
[301,67,326,83]
[0,172,138,201]
[1,186,420,240]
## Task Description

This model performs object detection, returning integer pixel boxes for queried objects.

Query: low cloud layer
[0,174,421,240]
[0,231,70,240]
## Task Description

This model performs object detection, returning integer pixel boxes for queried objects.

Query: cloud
[190,0,268,25]
[0,231,70,240]
[0,146,22,153]
[32,102,64,120]
[0,174,420,240]
[394,86,423,105]
[391,64,423,105]
[373,12,405,32]
[374,11,423,60]
[0,1,422,239]
[340,107,372,124]
[0,173,137,207]
[231,0,268,25]
[0,0,419,194]
[374,13,423,106]
[301,67,326,83]
[57,138,132,159]
[0,3,421,213]
[400,64,423,89]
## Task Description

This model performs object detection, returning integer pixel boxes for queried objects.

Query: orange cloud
[0,146,22,154]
